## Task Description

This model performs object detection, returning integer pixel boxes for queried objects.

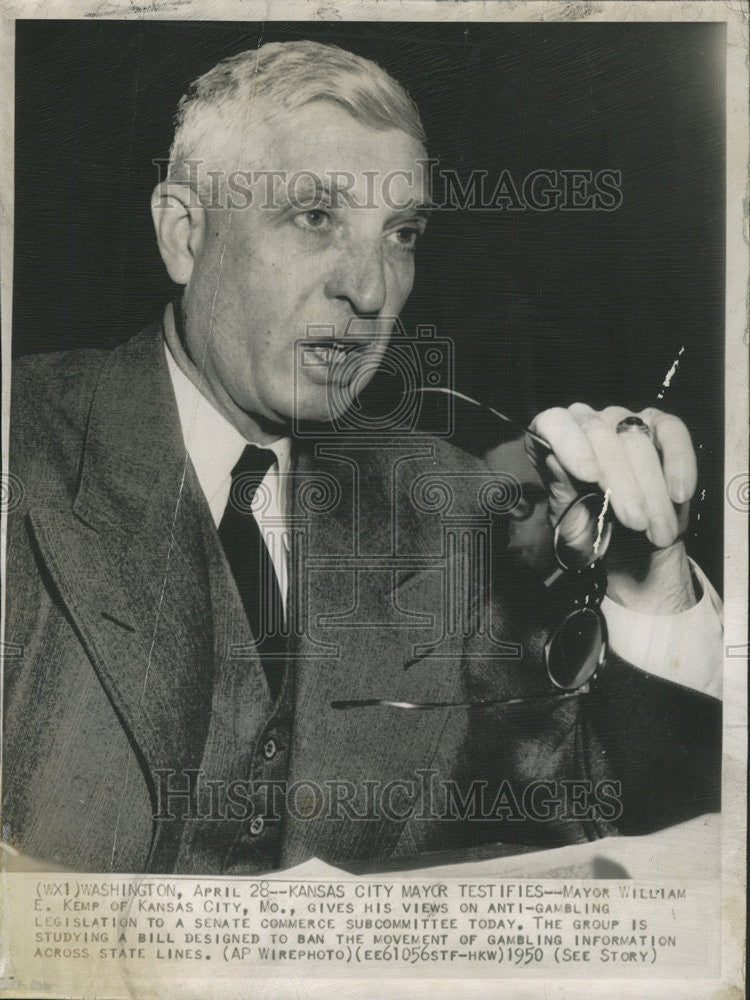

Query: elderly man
[4,40,721,874]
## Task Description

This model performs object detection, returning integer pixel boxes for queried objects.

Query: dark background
[13,20,725,586]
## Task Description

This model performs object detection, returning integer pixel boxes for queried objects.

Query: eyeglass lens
[553,492,613,571]
[546,606,606,690]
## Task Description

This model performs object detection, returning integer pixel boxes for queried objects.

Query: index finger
[531,406,600,484]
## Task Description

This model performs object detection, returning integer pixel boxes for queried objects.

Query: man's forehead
[249,101,430,204]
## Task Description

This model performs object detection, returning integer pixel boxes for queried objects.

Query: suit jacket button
[263,738,277,759]
[248,816,265,837]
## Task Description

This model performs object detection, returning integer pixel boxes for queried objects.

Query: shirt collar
[162,303,291,511]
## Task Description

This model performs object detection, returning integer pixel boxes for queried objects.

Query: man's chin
[289,387,359,428]
[288,409,353,435]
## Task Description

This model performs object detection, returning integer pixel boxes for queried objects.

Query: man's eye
[509,484,548,521]
[388,227,420,251]
[293,209,332,232]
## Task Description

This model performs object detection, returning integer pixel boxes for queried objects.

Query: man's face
[181,101,429,434]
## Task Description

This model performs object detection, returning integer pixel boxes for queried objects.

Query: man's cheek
[386,259,415,303]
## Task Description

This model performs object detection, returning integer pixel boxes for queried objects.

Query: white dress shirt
[602,565,723,699]
[163,309,722,699]
[164,334,291,615]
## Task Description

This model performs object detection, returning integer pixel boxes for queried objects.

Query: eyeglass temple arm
[415,386,552,452]
[330,689,586,711]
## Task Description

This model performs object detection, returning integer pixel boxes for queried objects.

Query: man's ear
[151,182,206,286]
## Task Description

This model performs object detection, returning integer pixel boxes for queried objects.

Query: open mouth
[303,339,366,367]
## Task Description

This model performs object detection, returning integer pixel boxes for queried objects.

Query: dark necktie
[218,445,286,700]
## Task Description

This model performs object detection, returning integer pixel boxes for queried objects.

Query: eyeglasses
[541,490,611,690]
[331,388,612,711]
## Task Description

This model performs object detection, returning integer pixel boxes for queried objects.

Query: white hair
[168,40,426,199]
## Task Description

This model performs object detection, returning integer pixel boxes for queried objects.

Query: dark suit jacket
[3,324,721,873]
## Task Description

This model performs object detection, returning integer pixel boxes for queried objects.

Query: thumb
[537,451,610,560]
[530,447,579,521]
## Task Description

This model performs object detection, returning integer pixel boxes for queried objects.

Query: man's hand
[528,404,698,614]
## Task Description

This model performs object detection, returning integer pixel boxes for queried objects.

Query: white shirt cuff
[602,560,723,699]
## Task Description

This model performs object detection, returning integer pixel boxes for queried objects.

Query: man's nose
[324,241,387,318]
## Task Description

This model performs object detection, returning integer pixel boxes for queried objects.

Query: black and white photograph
[0,4,746,998]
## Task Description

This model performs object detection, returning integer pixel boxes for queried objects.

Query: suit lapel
[27,330,217,843]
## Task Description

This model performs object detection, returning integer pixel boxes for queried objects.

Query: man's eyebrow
[387,201,433,224]
[285,177,348,205]
[285,178,434,217]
